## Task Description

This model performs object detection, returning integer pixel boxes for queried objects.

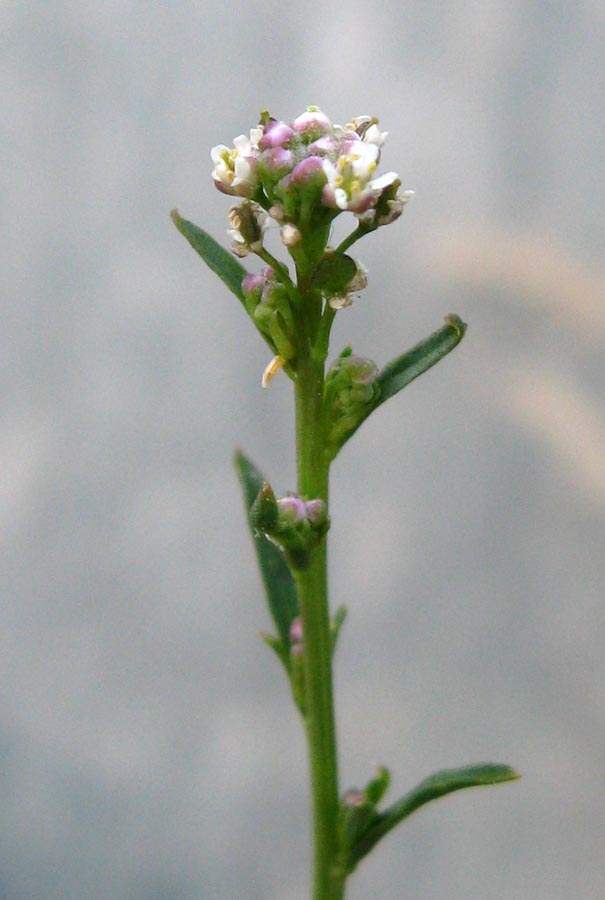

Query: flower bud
[259,119,295,149]
[289,616,303,644]
[342,789,365,807]
[339,789,377,850]
[242,266,275,300]
[291,106,332,142]
[290,156,326,185]
[253,278,296,363]
[277,495,307,526]
[324,352,380,458]
[281,223,302,247]
[260,146,295,175]
[305,498,327,528]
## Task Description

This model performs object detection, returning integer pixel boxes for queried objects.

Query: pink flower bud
[277,495,307,525]
[291,107,332,140]
[259,119,295,149]
[308,135,340,156]
[305,499,327,527]
[261,147,295,174]
[242,266,275,297]
[288,156,326,184]
[289,616,303,644]
[342,789,366,807]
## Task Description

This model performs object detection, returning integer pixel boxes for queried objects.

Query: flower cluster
[211,106,413,241]
[210,108,413,389]
[249,481,330,569]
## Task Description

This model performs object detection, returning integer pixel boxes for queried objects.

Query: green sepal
[364,765,391,806]
[330,605,348,655]
[171,209,248,303]
[346,762,520,873]
[250,481,279,534]
[235,450,299,647]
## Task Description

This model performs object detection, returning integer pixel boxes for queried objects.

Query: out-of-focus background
[3,2,604,898]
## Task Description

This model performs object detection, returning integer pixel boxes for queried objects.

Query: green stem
[294,336,345,900]
[334,223,372,256]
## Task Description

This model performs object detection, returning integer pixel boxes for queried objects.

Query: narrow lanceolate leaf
[334,315,467,456]
[171,209,247,303]
[347,763,520,873]
[235,450,299,650]
[375,314,467,407]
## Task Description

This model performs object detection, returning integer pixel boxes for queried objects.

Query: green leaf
[172,209,280,360]
[235,450,299,647]
[334,315,467,456]
[347,762,519,872]
[375,314,467,407]
[171,209,247,304]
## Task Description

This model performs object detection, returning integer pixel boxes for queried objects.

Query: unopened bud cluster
[242,266,296,364]
[250,482,329,570]
[324,350,380,458]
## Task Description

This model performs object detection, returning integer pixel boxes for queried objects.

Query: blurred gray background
[2,2,604,898]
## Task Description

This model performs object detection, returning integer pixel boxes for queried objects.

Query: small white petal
[334,187,349,209]
[328,294,353,310]
[368,171,399,191]
[262,355,286,388]
[363,124,388,147]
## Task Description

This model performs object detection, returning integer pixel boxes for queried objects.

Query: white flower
[211,144,235,188]
[321,142,383,212]
[362,123,388,147]
[347,140,380,179]
[210,127,262,196]
[344,116,388,147]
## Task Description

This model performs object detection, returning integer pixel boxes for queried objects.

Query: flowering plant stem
[294,343,344,899]
[173,105,520,900]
